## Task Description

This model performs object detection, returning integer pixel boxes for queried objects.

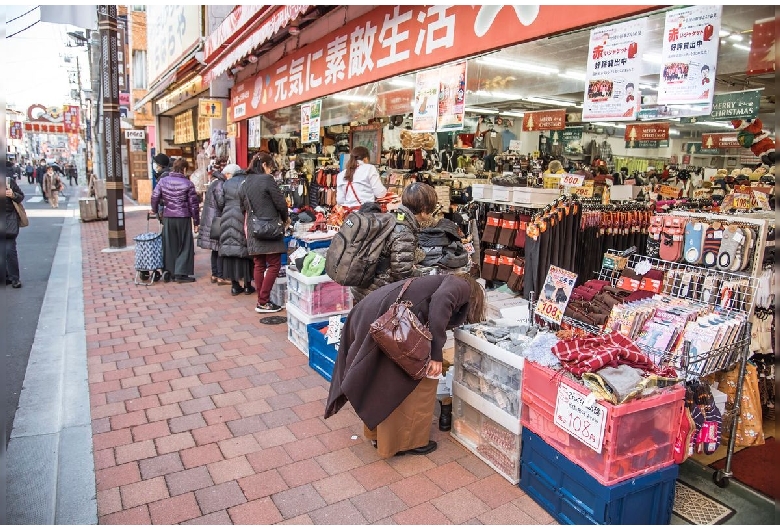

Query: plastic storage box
[270,277,287,308]
[520,429,678,525]
[471,184,493,200]
[306,317,346,382]
[511,187,561,205]
[520,360,684,486]
[492,186,513,202]
[286,269,353,318]
[451,395,521,484]
[453,329,524,418]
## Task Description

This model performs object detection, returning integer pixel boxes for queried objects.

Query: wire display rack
[573,248,761,489]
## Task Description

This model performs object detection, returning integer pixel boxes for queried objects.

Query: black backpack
[325,211,396,288]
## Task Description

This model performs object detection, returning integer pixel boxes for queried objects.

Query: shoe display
[255,302,283,313]
[395,440,438,456]
[244,285,256,295]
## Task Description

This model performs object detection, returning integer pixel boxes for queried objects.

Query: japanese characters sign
[680,90,761,123]
[522,110,566,131]
[24,123,65,133]
[535,265,578,325]
[624,140,669,149]
[62,105,80,134]
[561,127,584,154]
[554,383,608,453]
[301,99,322,144]
[624,122,669,144]
[413,70,439,132]
[230,4,655,121]
[147,5,201,85]
[657,5,722,105]
[583,17,648,121]
[199,99,223,119]
[9,122,23,139]
[437,61,467,131]
[701,133,741,149]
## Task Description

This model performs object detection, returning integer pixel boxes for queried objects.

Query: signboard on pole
[125,129,146,140]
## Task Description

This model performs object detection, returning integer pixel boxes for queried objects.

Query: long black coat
[239,171,289,255]
[325,274,471,430]
[217,173,249,258]
[5,178,25,239]
[197,174,226,251]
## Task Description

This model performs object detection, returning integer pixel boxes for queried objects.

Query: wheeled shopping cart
[134,213,170,285]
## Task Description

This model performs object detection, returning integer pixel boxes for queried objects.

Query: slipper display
[659,216,685,262]
[702,225,723,267]
[700,275,719,306]
[717,225,744,271]
[683,222,706,264]
[646,215,664,258]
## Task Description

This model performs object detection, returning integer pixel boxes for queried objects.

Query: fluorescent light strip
[719,29,730,38]
[388,79,414,88]
[732,43,751,52]
[522,96,578,107]
[727,34,743,41]
[592,122,627,129]
[477,57,559,75]
[697,121,734,129]
[465,107,499,114]
[500,112,525,117]
[559,70,586,81]
[331,94,376,103]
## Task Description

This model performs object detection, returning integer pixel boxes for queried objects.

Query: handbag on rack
[249,215,284,240]
[369,279,433,380]
[13,201,29,228]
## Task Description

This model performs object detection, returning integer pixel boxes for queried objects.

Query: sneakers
[255,302,283,313]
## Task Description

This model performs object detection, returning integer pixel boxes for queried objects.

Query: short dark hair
[401,182,438,215]
[701,65,709,72]
[172,157,189,173]
[626,82,634,90]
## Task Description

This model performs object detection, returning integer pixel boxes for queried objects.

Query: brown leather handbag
[369,279,433,380]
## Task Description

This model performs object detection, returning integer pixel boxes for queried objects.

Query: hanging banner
[561,126,583,154]
[62,105,81,134]
[680,89,761,123]
[522,109,566,131]
[301,99,322,143]
[624,139,669,149]
[535,265,578,325]
[583,17,647,121]
[746,18,775,76]
[684,141,720,155]
[437,61,467,131]
[701,133,741,149]
[229,5,656,122]
[624,122,669,144]
[9,122,23,139]
[657,5,722,105]
[413,70,439,132]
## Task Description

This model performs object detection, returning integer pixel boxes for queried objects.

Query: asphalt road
[4,180,76,447]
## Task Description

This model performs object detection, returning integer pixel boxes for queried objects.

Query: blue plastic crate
[306,317,346,382]
[519,429,678,525]
[282,236,293,266]
[295,237,332,252]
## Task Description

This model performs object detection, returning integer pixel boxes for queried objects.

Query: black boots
[438,398,452,432]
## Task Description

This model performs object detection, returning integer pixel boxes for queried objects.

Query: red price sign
[554,383,607,453]
[560,173,585,187]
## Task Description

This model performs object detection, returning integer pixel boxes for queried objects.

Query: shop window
[131,5,146,12]
[132,50,147,89]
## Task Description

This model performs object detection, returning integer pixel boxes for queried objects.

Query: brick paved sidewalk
[82,206,556,525]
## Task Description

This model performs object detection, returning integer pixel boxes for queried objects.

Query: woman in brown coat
[325,273,485,458]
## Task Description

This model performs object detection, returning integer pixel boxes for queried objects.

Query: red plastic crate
[520,361,684,487]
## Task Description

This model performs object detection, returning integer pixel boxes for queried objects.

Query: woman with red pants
[240,152,289,313]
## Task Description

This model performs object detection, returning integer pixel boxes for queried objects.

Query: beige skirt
[364,377,438,458]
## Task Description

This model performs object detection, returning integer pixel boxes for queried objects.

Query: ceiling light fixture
[477,56,559,75]
[500,111,525,117]
[388,79,414,88]
[522,96,578,107]
[331,94,376,103]
[559,70,586,81]
[247,55,259,64]
[696,121,734,129]
[719,29,730,38]
[732,43,751,52]
[727,33,743,41]
[465,107,499,114]
[592,121,627,129]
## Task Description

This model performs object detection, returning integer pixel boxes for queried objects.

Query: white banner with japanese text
[583,18,647,121]
[657,5,722,105]
[413,70,439,132]
[437,61,467,131]
[147,5,201,86]
[229,5,656,122]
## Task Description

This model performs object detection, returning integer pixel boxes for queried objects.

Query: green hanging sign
[684,142,720,155]
[681,90,761,123]
[624,139,670,149]
[560,126,583,153]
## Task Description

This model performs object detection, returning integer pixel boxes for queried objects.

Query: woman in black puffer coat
[5,175,25,287]
[216,165,255,296]
[197,170,227,284]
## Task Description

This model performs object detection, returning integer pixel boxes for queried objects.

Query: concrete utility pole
[98,5,127,248]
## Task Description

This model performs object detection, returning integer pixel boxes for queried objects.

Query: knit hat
[222,164,242,176]
[153,153,170,167]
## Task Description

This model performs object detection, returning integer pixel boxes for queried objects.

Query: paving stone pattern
[83,208,557,524]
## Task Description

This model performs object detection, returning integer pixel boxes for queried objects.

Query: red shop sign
[701,133,741,149]
[522,109,566,131]
[230,4,655,121]
[624,122,669,141]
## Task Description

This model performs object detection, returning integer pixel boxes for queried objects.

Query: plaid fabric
[552,332,656,377]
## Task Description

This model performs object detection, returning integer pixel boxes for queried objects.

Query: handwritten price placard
[535,265,577,325]
[536,299,562,323]
[554,383,608,453]
[560,173,585,187]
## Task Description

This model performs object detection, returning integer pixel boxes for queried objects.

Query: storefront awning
[133,71,177,112]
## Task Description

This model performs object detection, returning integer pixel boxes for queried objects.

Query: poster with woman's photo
[437,61,467,131]
[657,5,722,105]
[413,70,439,133]
[582,17,647,122]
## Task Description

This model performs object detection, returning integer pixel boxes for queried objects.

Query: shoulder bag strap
[395,278,415,303]
[346,180,362,205]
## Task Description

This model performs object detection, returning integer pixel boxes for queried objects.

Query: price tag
[554,383,608,453]
[534,265,577,325]
[536,299,563,323]
[560,173,585,187]
[571,186,594,197]
[732,193,752,210]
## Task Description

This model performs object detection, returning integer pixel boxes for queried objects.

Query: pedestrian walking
[150,157,200,282]
[240,152,289,313]
[25,161,34,184]
[5,175,25,288]
[216,164,255,296]
[36,159,48,203]
[43,165,64,208]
